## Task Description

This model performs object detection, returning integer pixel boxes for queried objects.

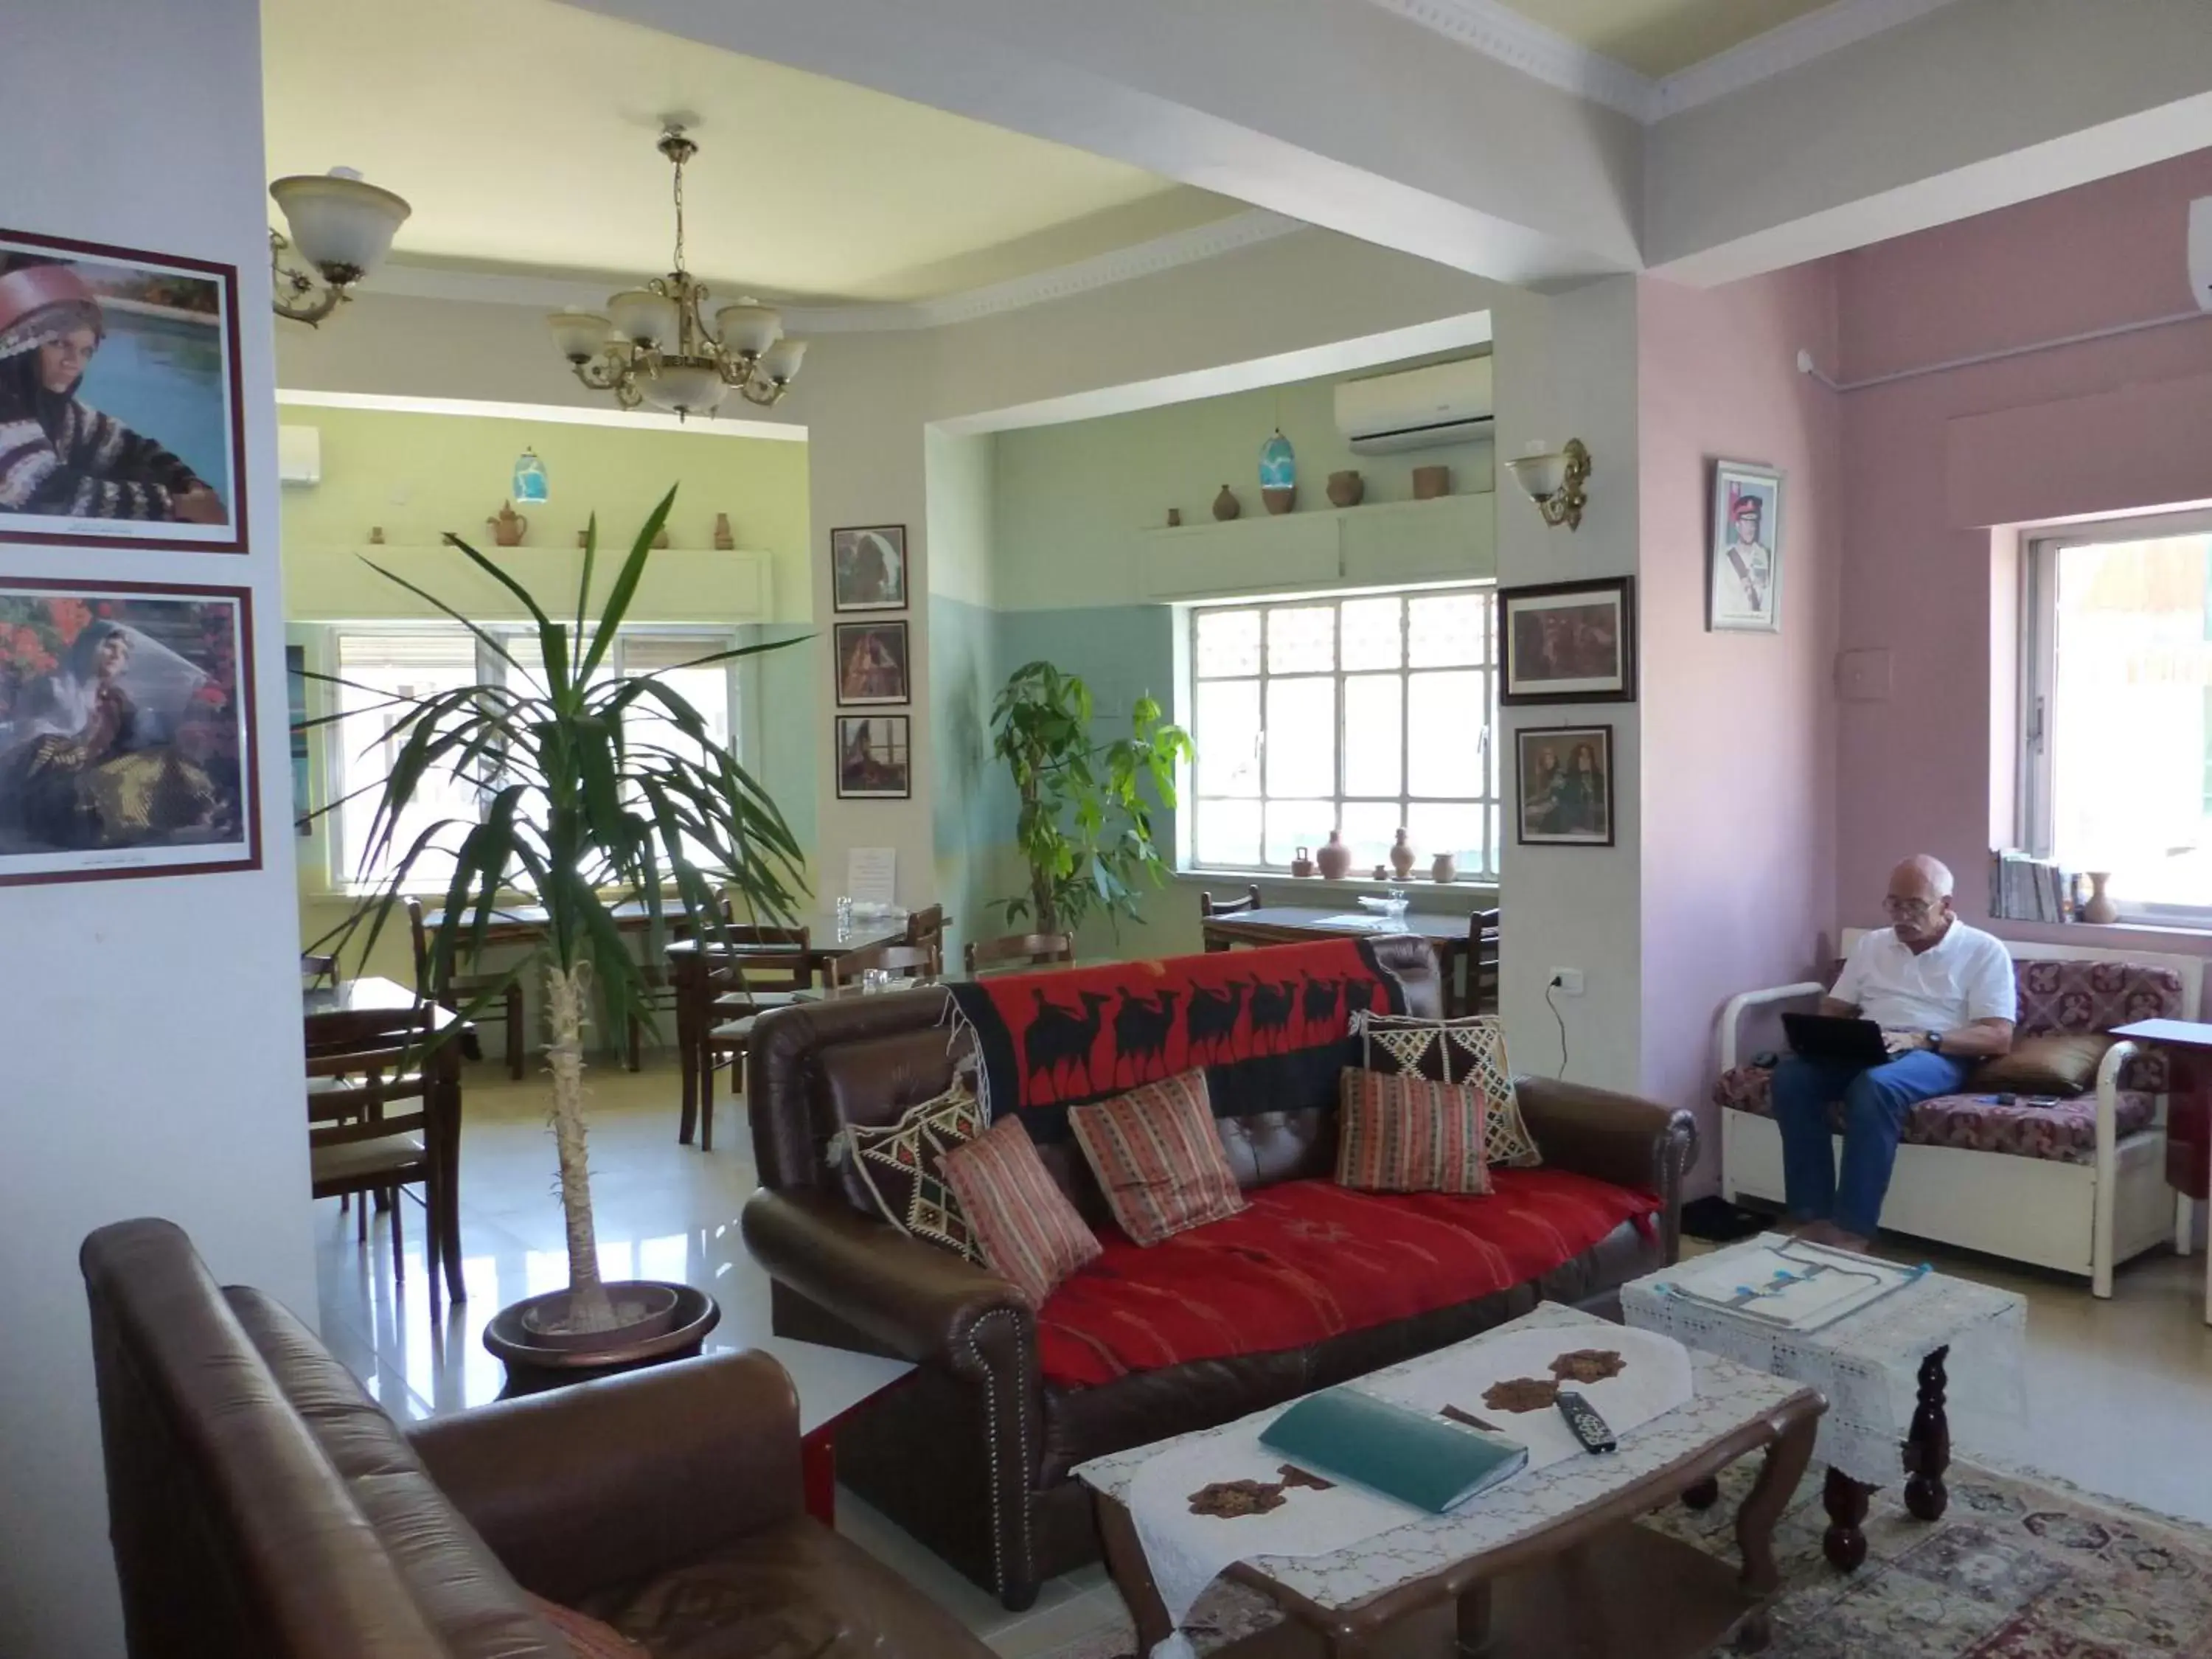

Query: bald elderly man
[1772,855,2016,1251]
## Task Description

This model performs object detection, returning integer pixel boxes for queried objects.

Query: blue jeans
[1769,1050,1975,1237]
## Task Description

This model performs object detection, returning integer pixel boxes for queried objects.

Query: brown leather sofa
[742,936,1697,1610]
[81,1218,997,1659]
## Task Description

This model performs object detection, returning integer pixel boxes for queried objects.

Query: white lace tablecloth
[1620,1235,2026,1486]
[1076,1302,1811,1649]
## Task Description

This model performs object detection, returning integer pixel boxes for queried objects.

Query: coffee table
[1621,1236,2026,1572]
[1077,1304,1822,1658]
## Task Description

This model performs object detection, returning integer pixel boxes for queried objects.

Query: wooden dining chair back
[689,929,813,1155]
[1200,884,1263,950]
[830,939,943,989]
[1462,907,1502,1017]
[406,897,526,1080]
[902,904,947,949]
[305,1010,443,1297]
[964,932,1077,976]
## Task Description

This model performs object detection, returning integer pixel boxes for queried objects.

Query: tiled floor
[316,1057,2212,1653]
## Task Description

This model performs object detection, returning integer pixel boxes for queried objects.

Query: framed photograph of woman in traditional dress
[837,716,911,800]
[834,620,910,706]
[831,524,906,612]
[0,579,260,885]
[1708,460,1783,633]
[0,229,246,552]
[1515,724,1613,847]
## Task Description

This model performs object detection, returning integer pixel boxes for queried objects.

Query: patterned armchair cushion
[2012,958,2182,1093]
[1713,1064,2157,1165]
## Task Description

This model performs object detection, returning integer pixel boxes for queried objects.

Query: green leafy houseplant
[313,485,804,1337]
[990,660,1192,939]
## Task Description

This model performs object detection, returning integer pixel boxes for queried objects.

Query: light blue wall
[930,592,1012,959]
[742,622,819,858]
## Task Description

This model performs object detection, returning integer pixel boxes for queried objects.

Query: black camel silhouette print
[1110,990,1179,1087]
[1025,990,1112,1096]
[1184,981,1245,1064]
[1301,977,1342,1034]
[1248,980,1296,1052]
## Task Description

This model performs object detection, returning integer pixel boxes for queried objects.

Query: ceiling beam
[555,0,1644,288]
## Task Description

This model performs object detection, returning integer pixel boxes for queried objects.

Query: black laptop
[1781,1012,1893,1065]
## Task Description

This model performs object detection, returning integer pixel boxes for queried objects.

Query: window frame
[1180,582,1498,880]
[319,621,745,894]
[2020,506,2212,925]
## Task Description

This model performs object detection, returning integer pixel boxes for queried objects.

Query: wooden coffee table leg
[1739,1411,1817,1596]
[1455,1579,1495,1658]
[1094,1495,1175,1655]
[1683,1476,1722,1510]
[1822,1467,1874,1572]
[1904,1344,1952,1523]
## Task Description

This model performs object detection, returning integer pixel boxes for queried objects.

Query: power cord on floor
[1545,976,1569,1078]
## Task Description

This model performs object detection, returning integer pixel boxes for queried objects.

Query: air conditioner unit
[277,423,321,486]
[1335,357,1493,454]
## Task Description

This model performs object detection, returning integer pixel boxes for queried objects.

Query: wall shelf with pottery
[283,542,772,625]
[1137,495,1493,602]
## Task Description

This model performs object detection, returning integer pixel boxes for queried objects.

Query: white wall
[0,4,313,1653]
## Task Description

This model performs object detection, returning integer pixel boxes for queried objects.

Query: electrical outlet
[1549,968,1585,997]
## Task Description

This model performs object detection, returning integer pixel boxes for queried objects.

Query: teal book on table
[1259,1387,1528,1513]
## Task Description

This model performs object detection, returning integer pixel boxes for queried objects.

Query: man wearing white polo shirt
[1771,854,2017,1251]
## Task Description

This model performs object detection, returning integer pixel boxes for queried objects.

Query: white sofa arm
[2090,1038,2142,1299]
[1719,981,1826,1071]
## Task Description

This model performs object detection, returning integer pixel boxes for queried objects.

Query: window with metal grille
[1184,587,1498,877]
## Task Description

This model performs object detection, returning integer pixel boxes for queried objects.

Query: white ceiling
[1495,0,1843,77]
[260,0,1244,305]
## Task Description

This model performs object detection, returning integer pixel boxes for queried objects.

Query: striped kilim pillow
[939,1113,1101,1306]
[1355,1011,1543,1168]
[1068,1069,1249,1245]
[1334,1068,1494,1194]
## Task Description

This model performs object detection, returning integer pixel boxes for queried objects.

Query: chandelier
[549,125,806,420]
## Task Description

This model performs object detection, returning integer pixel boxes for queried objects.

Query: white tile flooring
[316,1057,2212,1652]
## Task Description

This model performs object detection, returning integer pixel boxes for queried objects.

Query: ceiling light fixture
[269,167,411,327]
[549,125,807,421]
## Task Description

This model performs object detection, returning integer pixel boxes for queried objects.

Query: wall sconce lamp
[269,167,411,327]
[1504,438,1591,532]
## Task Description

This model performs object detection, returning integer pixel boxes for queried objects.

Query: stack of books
[1989,849,2068,922]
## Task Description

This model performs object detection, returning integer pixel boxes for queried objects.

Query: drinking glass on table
[835,894,854,939]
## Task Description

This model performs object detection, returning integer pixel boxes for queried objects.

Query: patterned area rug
[1031,1461,2212,1659]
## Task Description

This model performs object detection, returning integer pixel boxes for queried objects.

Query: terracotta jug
[1412,465,1451,501]
[1431,851,1458,883]
[489,501,529,546]
[2082,871,2118,924]
[1326,470,1364,508]
[712,511,735,550]
[1390,828,1416,880]
[1212,484,1241,521]
[1290,846,1315,878]
[1315,830,1352,880]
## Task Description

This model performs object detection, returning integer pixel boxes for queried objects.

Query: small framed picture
[837,715,911,799]
[833,620,910,706]
[1515,725,1613,847]
[1499,576,1635,705]
[831,524,907,612]
[0,228,247,553]
[0,579,260,885]
[1709,460,1783,633]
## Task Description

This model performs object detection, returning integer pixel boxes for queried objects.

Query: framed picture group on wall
[830,524,911,797]
[1498,575,1630,853]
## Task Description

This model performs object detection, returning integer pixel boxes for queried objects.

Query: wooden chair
[692,929,813,1154]
[1200,884,1263,951]
[903,905,947,949]
[1461,908,1501,1018]
[830,939,944,990]
[406,898,525,1080]
[964,932,1076,976]
[306,1009,453,1301]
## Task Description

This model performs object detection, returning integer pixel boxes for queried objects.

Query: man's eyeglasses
[1882,897,1938,919]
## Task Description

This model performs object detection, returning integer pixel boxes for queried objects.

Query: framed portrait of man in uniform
[1708,460,1783,633]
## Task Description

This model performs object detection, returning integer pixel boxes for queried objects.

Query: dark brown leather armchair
[741,938,1697,1611]
[81,1218,995,1659]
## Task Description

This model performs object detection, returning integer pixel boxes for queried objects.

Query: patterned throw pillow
[1335,1068,1494,1195]
[939,1113,1102,1306]
[833,1082,987,1259]
[1354,1012,1542,1168]
[1068,1069,1250,1245]
[526,1592,646,1658]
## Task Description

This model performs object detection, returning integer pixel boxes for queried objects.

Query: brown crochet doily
[1549,1349,1627,1385]
[1481,1376,1561,1413]
[1188,1464,1335,1517]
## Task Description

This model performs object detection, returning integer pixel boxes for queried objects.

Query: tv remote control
[1554,1389,1616,1453]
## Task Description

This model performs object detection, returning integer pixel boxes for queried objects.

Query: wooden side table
[2112,1018,2212,1325]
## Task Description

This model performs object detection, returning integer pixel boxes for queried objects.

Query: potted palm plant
[317,485,805,1382]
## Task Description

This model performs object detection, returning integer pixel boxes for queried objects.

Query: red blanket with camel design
[947,938,1405,1143]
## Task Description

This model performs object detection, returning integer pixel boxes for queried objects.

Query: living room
[10,1,2212,1655]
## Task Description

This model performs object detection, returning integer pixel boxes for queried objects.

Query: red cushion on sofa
[1032,1169,1659,1388]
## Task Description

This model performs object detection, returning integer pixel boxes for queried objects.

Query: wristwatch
[1924,1029,1944,1053]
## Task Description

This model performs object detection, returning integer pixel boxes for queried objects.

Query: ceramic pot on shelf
[1390,829,1416,880]
[1412,465,1451,501]
[1291,846,1315,878]
[1259,428,1296,516]
[1326,470,1364,508]
[712,512,735,550]
[2081,871,2119,924]
[488,501,529,546]
[1373,864,1390,881]
[1262,486,1296,515]
[1432,851,1458,883]
[1315,831,1352,880]
[1213,485,1241,521]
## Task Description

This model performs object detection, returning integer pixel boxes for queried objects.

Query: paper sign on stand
[846,848,897,908]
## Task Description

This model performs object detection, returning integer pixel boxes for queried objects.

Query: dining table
[1197,903,1496,1015]
[304,975,471,1304]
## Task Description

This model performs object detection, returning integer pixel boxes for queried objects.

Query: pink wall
[1834,149,2212,979]
[1638,265,1842,1186]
